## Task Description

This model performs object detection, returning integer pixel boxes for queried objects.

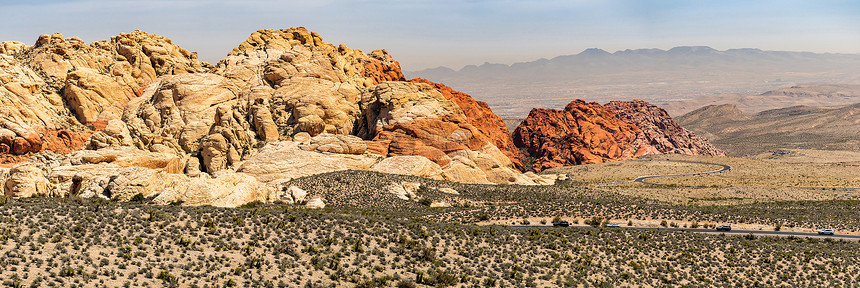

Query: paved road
[594,160,731,186]
[633,160,731,185]
[511,225,860,241]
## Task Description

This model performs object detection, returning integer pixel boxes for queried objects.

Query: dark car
[715,225,732,231]
[552,221,570,227]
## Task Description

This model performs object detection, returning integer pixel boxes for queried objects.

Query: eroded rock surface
[513,100,644,171]
[0,27,555,206]
[409,78,523,169]
[606,100,725,156]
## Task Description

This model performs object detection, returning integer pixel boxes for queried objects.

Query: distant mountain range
[407,47,860,118]
[661,84,860,116]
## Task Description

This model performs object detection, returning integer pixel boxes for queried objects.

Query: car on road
[715,225,732,231]
[818,229,835,235]
[552,220,570,227]
[606,223,621,228]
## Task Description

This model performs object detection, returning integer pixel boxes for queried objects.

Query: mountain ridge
[409,46,860,74]
[408,47,860,119]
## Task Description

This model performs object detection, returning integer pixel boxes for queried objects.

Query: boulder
[251,101,279,141]
[437,188,459,195]
[86,119,133,149]
[304,197,326,209]
[385,182,421,200]
[63,68,135,124]
[429,201,450,208]
[299,133,367,154]
[287,185,308,203]
[4,163,53,197]
[152,171,272,207]
[370,155,445,180]
[68,146,184,174]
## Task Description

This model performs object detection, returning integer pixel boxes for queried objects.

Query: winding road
[594,160,731,186]
[595,159,860,190]
[633,160,731,185]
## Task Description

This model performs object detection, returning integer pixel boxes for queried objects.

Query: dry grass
[642,153,860,188]
[548,151,860,206]
[545,158,720,184]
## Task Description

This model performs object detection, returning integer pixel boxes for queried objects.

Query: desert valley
[0,23,858,288]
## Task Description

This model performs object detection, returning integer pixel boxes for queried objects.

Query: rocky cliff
[606,100,725,156]
[513,99,724,171]
[0,28,555,206]
[408,78,522,169]
[512,100,644,171]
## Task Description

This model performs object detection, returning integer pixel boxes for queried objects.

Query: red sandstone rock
[605,100,725,156]
[0,129,90,166]
[409,78,523,169]
[512,100,643,171]
[365,50,406,85]
[366,115,490,167]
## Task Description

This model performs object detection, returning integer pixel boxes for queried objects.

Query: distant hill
[408,47,860,118]
[676,102,860,156]
[662,84,860,116]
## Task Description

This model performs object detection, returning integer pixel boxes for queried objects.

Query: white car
[818,229,835,235]
[605,224,621,228]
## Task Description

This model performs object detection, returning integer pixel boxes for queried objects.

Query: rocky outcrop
[64,68,135,124]
[359,82,486,164]
[512,100,644,171]
[606,100,725,156]
[369,156,445,180]
[409,78,522,169]
[514,99,726,171]
[237,141,381,183]
[0,27,556,207]
[0,30,210,166]
[4,163,53,197]
[299,133,367,154]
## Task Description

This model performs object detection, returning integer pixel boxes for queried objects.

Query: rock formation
[0,27,558,207]
[605,100,725,156]
[514,99,726,171]
[408,78,522,169]
[513,100,645,171]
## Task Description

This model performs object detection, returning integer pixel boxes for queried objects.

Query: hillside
[677,102,860,155]
[663,84,860,116]
[409,48,860,118]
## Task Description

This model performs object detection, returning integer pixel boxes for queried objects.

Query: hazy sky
[1,0,858,71]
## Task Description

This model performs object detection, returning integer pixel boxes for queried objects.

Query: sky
[1,0,859,71]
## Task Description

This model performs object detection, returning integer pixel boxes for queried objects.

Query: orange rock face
[512,100,643,171]
[366,114,489,167]
[409,78,523,169]
[364,50,406,85]
[0,129,90,166]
